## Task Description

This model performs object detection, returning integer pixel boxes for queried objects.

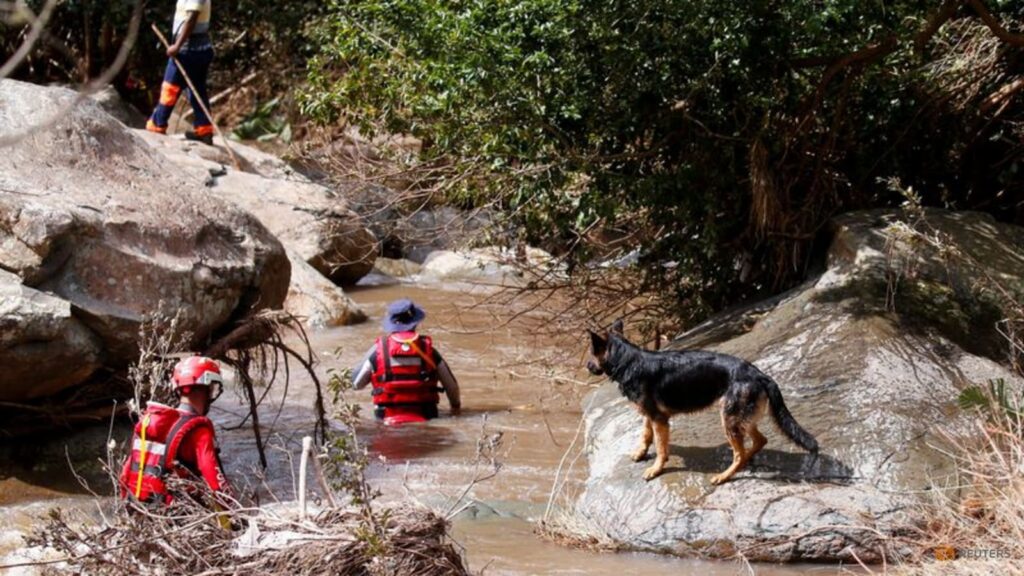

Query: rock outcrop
[136,130,378,286]
[211,170,378,286]
[0,270,103,401]
[570,209,1024,562]
[372,257,422,279]
[418,247,558,286]
[283,250,367,328]
[0,80,290,404]
[87,85,146,129]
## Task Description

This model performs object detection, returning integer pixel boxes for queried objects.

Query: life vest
[119,402,214,505]
[370,331,440,407]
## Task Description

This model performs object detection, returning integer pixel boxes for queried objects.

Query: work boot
[145,119,167,134]
[185,129,214,146]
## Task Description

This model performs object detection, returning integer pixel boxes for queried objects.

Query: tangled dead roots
[28,504,469,576]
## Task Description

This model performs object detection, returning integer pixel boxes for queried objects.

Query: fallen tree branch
[980,77,1024,114]
[201,311,331,467]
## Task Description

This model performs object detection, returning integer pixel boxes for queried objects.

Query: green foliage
[231,97,293,142]
[324,365,373,504]
[322,364,393,558]
[305,0,1024,326]
[959,379,1023,420]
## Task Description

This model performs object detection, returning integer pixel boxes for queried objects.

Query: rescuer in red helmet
[351,299,461,425]
[120,356,232,507]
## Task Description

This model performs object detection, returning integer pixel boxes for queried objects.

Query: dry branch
[980,77,1024,114]
[914,0,962,53]
[968,0,1024,46]
[0,0,59,79]
[201,310,331,468]
[12,501,469,575]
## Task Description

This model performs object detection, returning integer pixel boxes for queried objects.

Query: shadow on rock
[660,444,854,485]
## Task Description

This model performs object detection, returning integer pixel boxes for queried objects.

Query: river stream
[0,278,856,575]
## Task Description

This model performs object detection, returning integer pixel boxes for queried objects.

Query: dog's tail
[763,376,818,453]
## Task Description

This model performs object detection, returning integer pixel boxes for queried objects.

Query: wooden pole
[150,23,241,170]
[299,436,312,519]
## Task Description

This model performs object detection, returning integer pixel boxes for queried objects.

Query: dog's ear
[588,330,607,354]
[610,318,624,335]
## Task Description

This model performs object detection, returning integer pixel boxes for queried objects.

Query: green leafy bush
[231,97,293,142]
[304,0,1024,326]
[960,379,1023,420]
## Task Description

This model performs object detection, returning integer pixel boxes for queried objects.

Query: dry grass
[535,390,628,553]
[887,196,1024,575]
[901,394,1024,575]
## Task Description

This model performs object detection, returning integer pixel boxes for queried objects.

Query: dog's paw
[642,465,664,481]
[630,449,649,462]
[709,473,729,485]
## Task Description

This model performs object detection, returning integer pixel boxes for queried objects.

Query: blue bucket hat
[383,298,426,333]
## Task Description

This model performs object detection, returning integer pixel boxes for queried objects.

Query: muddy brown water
[0,279,856,575]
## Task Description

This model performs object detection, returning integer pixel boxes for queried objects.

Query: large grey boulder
[283,250,367,328]
[213,170,378,286]
[394,206,492,263]
[0,270,103,401]
[419,247,560,286]
[134,128,302,181]
[136,129,378,287]
[87,85,146,128]
[571,209,1024,562]
[0,80,290,370]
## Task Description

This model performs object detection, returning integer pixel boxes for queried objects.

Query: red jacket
[370,331,440,406]
[119,402,229,504]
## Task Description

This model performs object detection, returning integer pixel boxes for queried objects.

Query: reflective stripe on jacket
[119,402,225,504]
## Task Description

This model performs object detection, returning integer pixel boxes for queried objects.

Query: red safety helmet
[172,356,224,401]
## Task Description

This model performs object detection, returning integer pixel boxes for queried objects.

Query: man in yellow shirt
[145,0,215,145]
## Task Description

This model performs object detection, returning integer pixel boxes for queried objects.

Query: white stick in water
[299,435,312,519]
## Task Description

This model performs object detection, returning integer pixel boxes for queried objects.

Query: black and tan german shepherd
[587,320,818,484]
